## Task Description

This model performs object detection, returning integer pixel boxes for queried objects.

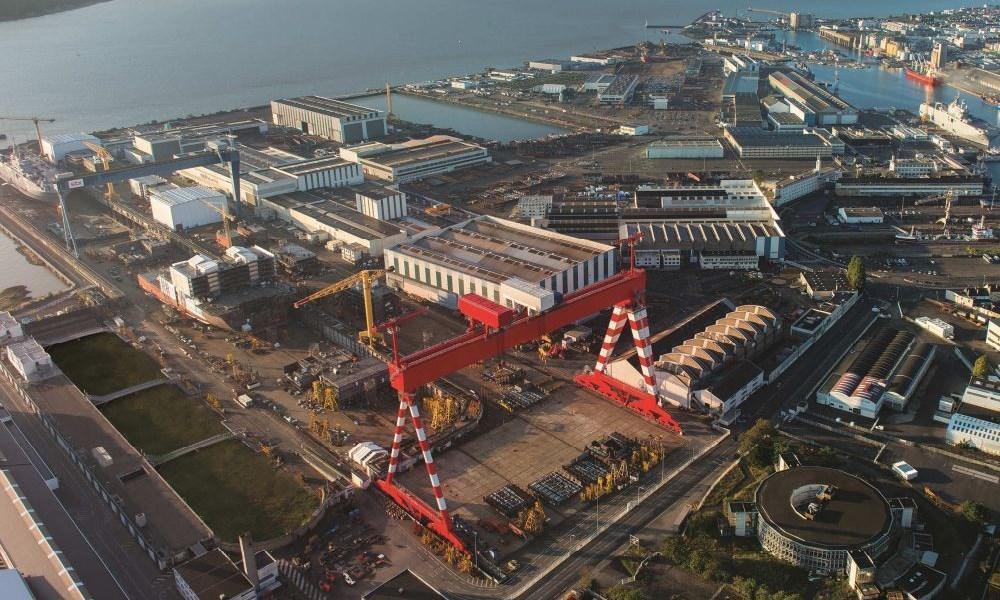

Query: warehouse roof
[707,360,763,400]
[840,207,883,217]
[624,220,780,252]
[887,342,934,397]
[360,136,486,170]
[362,568,449,599]
[769,70,855,114]
[174,549,252,600]
[755,466,892,548]
[278,155,355,176]
[727,127,839,148]
[272,95,380,119]
[150,185,223,207]
[647,137,722,148]
[290,200,404,240]
[42,132,99,145]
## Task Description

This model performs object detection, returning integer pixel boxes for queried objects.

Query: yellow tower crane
[83,141,116,201]
[292,268,391,345]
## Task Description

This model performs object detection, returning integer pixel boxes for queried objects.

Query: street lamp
[473,531,479,572]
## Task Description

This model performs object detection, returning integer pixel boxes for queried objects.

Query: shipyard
[2,4,1000,600]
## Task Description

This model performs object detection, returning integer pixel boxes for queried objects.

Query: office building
[271,96,386,143]
[769,166,841,206]
[384,215,615,311]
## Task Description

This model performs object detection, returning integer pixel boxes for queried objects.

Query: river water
[0,0,986,142]
[0,230,68,302]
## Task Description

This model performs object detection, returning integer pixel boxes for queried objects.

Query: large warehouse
[384,215,615,311]
[602,300,781,412]
[724,127,846,158]
[768,71,859,126]
[271,96,386,143]
[817,327,926,418]
[340,135,491,183]
[149,185,226,230]
[645,137,725,159]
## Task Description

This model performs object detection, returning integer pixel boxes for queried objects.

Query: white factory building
[623,179,786,270]
[340,135,490,183]
[914,316,954,340]
[646,137,724,159]
[41,133,101,163]
[353,184,407,221]
[384,215,615,311]
[945,378,1000,456]
[768,165,841,207]
[150,186,227,230]
[0,311,24,341]
[181,144,363,205]
[602,300,780,413]
[5,337,54,382]
[837,207,884,224]
[271,96,386,143]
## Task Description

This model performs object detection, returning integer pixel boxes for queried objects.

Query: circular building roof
[755,466,892,549]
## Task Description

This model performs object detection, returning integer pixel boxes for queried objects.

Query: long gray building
[271,96,386,143]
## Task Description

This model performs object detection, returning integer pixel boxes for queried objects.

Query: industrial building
[834,176,984,197]
[581,73,617,92]
[988,318,1000,351]
[602,300,781,412]
[340,135,490,183]
[598,74,639,105]
[889,156,937,177]
[837,207,884,224]
[725,127,845,158]
[384,215,615,311]
[270,96,386,143]
[881,342,935,411]
[362,569,450,599]
[728,466,902,575]
[816,327,928,418]
[4,337,54,382]
[125,120,269,164]
[769,165,841,206]
[41,132,101,163]
[149,186,227,231]
[946,378,1000,456]
[181,144,363,205]
[768,71,859,126]
[800,270,852,300]
[353,183,407,220]
[913,316,954,340]
[173,547,278,600]
[645,137,724,159]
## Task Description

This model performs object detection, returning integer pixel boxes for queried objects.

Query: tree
[973,355,990,378]
[847,256,866,291]
[739,419,777,469]
[606,585,646,600]
[960,500,989,524]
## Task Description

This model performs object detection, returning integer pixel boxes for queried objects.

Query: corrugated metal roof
[151,186,224,207]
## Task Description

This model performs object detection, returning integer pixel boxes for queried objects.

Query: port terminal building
[271,96,387,143]
[384,215,615,312]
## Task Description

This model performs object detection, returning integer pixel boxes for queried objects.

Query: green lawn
[158,440,319,542]
[48,332,162,395]
[100,385,224,456]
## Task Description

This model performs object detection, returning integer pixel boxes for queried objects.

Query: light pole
[473,531,479,572]
[596,495,600,531]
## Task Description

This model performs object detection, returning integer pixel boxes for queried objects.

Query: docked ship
[895,218,995,245]
[905,66,940,86]
[0,152,59,203]
[920,97,1000,149]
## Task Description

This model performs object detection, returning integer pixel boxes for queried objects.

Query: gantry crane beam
[388,268,647,393]
[0,116,55,151]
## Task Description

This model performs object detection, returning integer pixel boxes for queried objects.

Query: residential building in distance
[339,135,490,183]
[271,96,386,143]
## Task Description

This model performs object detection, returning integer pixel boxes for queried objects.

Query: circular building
[754,466,894,573]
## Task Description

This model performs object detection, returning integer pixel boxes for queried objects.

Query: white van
[892,461,918,481]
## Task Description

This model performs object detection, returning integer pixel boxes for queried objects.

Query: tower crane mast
[0,116,56,153]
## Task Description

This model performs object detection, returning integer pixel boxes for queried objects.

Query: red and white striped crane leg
[626,306,657,396]
[594,303,630,374]
[406,398,451,525]
[383,394,411,485]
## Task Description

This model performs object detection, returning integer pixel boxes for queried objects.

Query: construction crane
[0,116,56,152]
[746,4,788,17]
[293,269,389,345]
[373,234,676,553]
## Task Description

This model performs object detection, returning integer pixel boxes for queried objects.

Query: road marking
[952,464,999,484]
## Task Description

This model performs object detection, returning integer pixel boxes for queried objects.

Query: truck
[892,461,918,481]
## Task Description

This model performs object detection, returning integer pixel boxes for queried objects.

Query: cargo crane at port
[373,234,679,553]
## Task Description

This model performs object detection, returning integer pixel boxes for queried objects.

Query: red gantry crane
[374,234,680,553]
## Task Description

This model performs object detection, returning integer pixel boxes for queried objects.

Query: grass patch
[158,440,318,542]
[100,385,224,456]
[48,332,162,395]
[703,462,746,507]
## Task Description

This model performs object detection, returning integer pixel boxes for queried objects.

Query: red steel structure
[375,238,680,552]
